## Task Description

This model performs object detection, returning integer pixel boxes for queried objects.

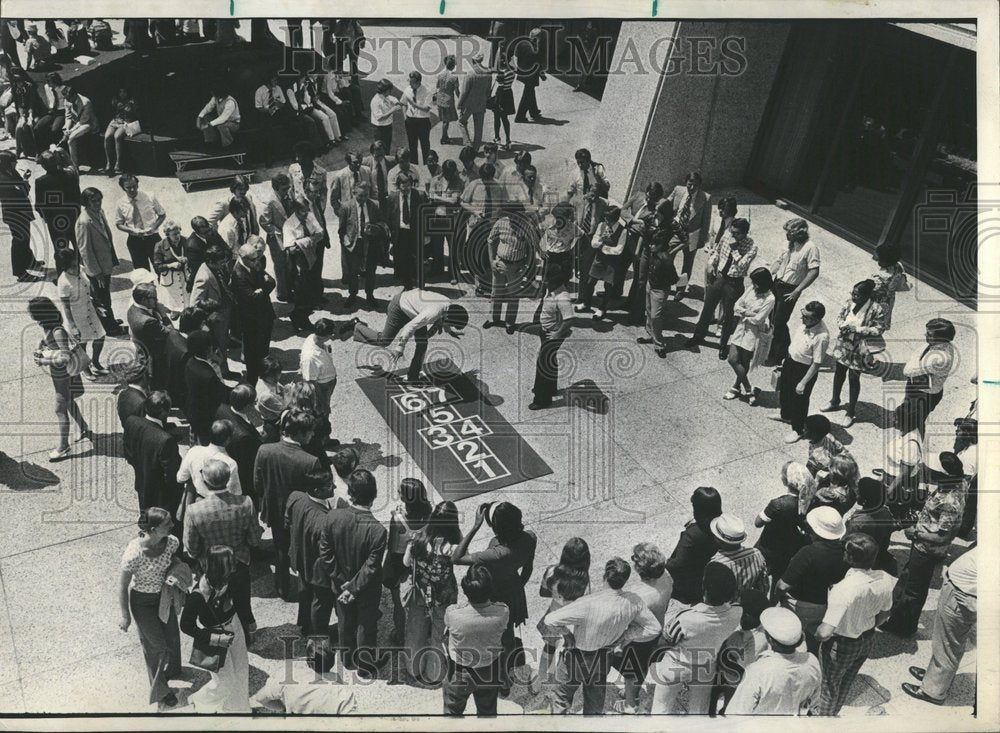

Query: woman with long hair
[118,508,183,708]
[532,537,591,696]
[180,545,251,712]
[284,381,329,465]
[402,500,462,684]
[452,501,537,695]
[385,478,433,647]
[28,295,93,460]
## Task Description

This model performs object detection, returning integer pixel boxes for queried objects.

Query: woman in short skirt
[492,51,517,149]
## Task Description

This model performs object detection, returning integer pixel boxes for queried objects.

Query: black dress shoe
[366,296,377,310]
[636,337,654,344]
[684,337,702,348]
[528,401,550,411]
[161,692,178,708]
[901,683,943,705]
[482,319,500,329]
[344,295,357,309]
[718,348,729,360]
[909,666,926,681]
[655,347,667,359]
[505,323,517,335]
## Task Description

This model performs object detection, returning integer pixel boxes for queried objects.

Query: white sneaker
[592,309,605,320]
[574,304,592,313]
[723,387,741,400]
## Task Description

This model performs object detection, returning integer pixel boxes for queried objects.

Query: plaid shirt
[183,491,262,566]
[489,216,531,261]
[709,235,758,278]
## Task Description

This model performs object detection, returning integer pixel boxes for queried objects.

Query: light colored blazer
[190,263,229,311]
[667,185,711,250]
[75,208,118,277]
[258,190,290,246]
[338,198,384,252]
[329,165,376,216]
[458,63,492,112]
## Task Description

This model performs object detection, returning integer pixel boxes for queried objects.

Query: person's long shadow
[0,452,61,491]
[561,379,611,415]
[500,141,545,157]
[72,431,126,460]
[521,117,569,126]
[250,622,304,661]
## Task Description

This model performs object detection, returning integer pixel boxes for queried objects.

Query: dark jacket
[33,169,81,242]
[284,491,332,588]
[318,505,388,597]
[163,329,190,407]
[0,172,34,228]
[665,520,719,605]
[254,439,332,530]
[183,357,231,436]
[388,189,424,245]
[116,385,147,427]
[126,303,173,390]
[230,260,275,324]
[122,414,182,514]
[215,402,262,502]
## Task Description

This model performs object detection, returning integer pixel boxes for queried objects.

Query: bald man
[232,238,276,383]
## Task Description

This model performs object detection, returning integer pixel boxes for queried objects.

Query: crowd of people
[3,19,979,718]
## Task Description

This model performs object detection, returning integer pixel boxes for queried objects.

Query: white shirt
[199,95,240,126]
[885,429,924,477]
[903,342,955,394]
[115,191,165,234]
[787,320,830,366]
[300,334,337,384]
[254,83,287,111]
[391,289,453,352]
[726,650,822,715]
[370,93,397,126]
[177,444,242,498]
[822,567,894,639]
[41,84,64,112]
[544,588,660,651]
[402,84,432,118]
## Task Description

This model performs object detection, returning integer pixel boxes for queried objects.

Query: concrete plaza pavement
[0,22,978,717]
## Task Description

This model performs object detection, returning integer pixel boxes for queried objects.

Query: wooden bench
[175,165,255,193]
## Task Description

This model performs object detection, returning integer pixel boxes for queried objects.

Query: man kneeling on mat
[354,289,469,381]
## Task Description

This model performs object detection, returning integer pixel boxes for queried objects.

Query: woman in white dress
[724,266,775,403]
[180,545,250,713]
[152,220,189,317]
[55,247,107,380]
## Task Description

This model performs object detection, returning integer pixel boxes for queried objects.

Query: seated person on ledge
[197,84,241,149]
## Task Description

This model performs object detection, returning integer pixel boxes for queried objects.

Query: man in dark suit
[285,474,336,637]
[116,363,149,428]
[513,28,546,122]
[388,174,424,289]
[121,391,182,516]
[126,283,174,390]
[317,469,387,676]
[183,329,232,445]
[338,182,386,310]
[184,216,227,293]
[231,240,276,384]
[215,384,263,510]
[255,409,333,600]
[33,150,80,277]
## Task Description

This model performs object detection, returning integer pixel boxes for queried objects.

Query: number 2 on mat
[453,439,491,463]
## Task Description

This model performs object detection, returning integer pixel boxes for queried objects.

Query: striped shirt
[657,602,743,683]
[488,216,531,261]
[495,67,516,89]
[708,547,769,598]
[544,588,661,651]
[822,567,893,639]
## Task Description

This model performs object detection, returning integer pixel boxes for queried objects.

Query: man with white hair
[726,607,821,715]
[126,282,174,389]
[231,238,276,384]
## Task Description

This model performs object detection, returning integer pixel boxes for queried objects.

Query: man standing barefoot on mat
[353,289,468,381]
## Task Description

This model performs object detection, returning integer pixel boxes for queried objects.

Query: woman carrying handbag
[383,479,431,646]
[152,220,189,319]
[181,546,251,713]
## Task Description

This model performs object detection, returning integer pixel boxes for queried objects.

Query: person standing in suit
[284,476,336,637]
[190,245,235,377]
[329,153,376,220]
[127,283,174,390]
[258,173,294,302]
[215,385,263,506]
[184,217,226,294]
[57,85,97,169]
[76,187,123,334]
[317,469,388,676]
[231,240,275,384]
[362,141,393,213]
[282,198,324,332]
[33,149,80,277]
[460,162,504,295]
[116,362,149,427]
[255,409,333,600]
[121,391,182,514]
[183,330,232,445]
[665,171,711,301]
[114,174,165,272]
[338,182,386,310]
[0,150,40,281]
[369,78,401,153]
[458,53,492,154]
[389,174,424,289]
[208,175,260,233]
[513,28,546,122]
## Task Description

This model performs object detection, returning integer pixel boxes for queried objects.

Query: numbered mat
[355,363,553,500]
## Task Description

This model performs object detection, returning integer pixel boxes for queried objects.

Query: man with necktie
[330,152,375,219]
[126,283,175,390]
[114,174,165,272]
[258,173,295,301]
[665,171,711,301]
[389,174,424,289]
[76,187,125,336]
[460,162,501,296]
[338,182,386,310]
[282,198,325,332]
